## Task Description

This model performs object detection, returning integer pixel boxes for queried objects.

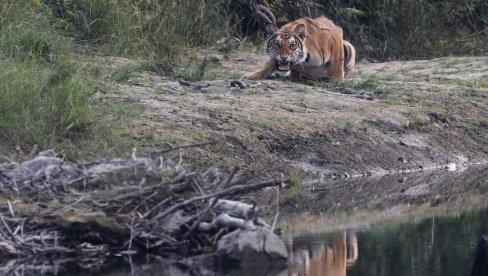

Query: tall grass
[0,60,94,147]
[44,0,230,80]
[0,1,101,158]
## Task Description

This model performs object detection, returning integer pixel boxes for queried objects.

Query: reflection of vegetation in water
[347,209,488,276]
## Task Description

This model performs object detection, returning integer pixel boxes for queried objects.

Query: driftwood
[0,148,284,271]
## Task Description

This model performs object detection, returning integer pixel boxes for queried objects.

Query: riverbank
[100,51,488,192]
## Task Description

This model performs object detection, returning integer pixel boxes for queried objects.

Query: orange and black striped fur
[242,16,355,80]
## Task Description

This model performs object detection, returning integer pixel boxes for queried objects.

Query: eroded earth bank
[104,52,488,214]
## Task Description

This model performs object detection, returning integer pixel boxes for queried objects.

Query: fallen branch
[152,177,283,221]
[198,213,255,231]
[0,149,284,266]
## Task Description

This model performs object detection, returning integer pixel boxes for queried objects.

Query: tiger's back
[242,16,355,80]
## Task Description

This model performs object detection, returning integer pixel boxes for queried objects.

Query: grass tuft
[0,60,95,148]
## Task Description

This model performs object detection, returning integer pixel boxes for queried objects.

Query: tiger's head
[266,24,307,77]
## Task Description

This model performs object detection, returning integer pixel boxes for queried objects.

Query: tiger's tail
[343,40,356,77]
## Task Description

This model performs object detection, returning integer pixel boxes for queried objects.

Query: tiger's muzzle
[278,60,291,71]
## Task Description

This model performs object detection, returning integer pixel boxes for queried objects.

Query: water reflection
[3,165,487,275]
[286,207,488,276]
[288,231,358,276]
[3,208,488,275]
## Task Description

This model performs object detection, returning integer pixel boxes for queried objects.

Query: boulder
[216,227,288,267]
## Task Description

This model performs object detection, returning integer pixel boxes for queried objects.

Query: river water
[49,206,488,275]
[3,167,487,275]
[285,207,488,276]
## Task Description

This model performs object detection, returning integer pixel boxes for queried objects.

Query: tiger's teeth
[278,61,290,71]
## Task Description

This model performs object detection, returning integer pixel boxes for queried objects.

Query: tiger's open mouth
[278,60,291,71]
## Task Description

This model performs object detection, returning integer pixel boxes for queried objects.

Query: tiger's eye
[274,41,280,47]
[290,42,297,49]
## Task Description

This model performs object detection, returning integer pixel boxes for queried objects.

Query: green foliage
[232,0,487,60]
[41,0,229,80]
[0,1,96,150]
[119,0,226,80]
[60,0,117,40]
[0,1,134,159]
[285,168,303,197]
[305,76,388,96]
[0,0,235,159]
[0,60,95,148]
[0,1,69,62]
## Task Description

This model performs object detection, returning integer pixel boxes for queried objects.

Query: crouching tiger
[242,16,356,81]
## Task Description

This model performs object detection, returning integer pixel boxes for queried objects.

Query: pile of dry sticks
[0,144,283,268]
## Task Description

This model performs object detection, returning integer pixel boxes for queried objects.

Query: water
[6,207,486,275]
[286,208,488,276]
[3,167,488,275]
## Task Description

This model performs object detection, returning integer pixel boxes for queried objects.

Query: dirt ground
[103,51,488,214]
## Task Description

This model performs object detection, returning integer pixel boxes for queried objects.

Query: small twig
[182,197,219,239]
[152,141,217,155]
[152,177,283,221]
[7,200,15,217]
[0,215,16,242]
[176,150,183,171]
[271,184,281,232]
[128,216,135,253]
[58,196,85,212]
[222,166,240,189]
[191,176,205,196]
[141,197,172,219]
[129,191,158,214]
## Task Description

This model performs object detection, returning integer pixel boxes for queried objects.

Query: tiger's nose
[280,55,288,60]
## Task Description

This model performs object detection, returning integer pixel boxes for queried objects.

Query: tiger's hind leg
[343,40,356,77]
[323,45,345,80]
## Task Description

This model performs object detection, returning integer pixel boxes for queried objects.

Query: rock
[445,162,457,171]
[216,227,288,267]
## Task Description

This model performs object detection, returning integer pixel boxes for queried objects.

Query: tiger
[241,16,356,81]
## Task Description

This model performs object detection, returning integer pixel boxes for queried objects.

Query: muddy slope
[104,53,488,182]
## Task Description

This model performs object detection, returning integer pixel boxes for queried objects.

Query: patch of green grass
[111,62,154,83]
[438,57,474,68]
[343,120,357,134]
[0,59,143,161]
[455,80,488,88]
[0,2,143,160]
[408,111,429,126]
[308,76,390,96]
[0,60,95,148]
[0,2,69,63]
[407,64,430,71]
[285,168,304,197]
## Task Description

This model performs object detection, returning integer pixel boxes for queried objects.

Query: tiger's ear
[266,24,278,37]
[295,24,306,39]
